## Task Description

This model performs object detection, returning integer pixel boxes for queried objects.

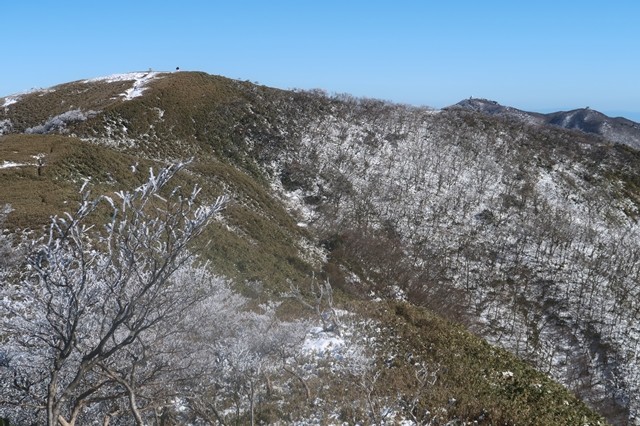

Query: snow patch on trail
[122,73,157,100]
[84,72,165,100]
[0,161,25,169]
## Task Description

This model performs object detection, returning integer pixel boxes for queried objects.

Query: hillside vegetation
[2,71,634,424]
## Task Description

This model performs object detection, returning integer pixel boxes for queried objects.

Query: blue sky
[3,1,640,120]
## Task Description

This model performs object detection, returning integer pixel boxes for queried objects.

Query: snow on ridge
[2,87,56,107]
[84,71,166,101]
[122,73,157,100]
[2,96,19,108]
[83,72,155,84]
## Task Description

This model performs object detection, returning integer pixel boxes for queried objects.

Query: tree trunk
[47,371,59,426]
[128,391,145,426]
[283,365,311,401]
[249,382,255,426]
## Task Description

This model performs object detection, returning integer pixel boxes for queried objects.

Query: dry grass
[0,134,157,228]
[0,132,314,291]
[348,301,607,425]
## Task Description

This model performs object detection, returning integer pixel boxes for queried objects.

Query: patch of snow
[152,107,165,120]
[2,88,54,108]
[302,327,345,355]
[31,153,45,161]
[83,72,153,83]
[501,371,514,379]
[83,72,165,101]
[1,153,48,170]
[172,397,188,413]
[2,96,19,108]
[0,161,26,169]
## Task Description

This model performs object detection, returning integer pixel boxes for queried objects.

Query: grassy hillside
[360,301,605,425]
[0,132,314,292]
[0,134,149,228]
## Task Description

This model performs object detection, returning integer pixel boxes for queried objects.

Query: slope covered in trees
[449,97,640,149]
[2,71,636,424]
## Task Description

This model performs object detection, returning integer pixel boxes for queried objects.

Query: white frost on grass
[301,312,376,382]
[302,326,345,355]
[1,153,47,170]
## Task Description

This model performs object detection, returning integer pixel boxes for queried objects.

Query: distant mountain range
[448,98,640,149]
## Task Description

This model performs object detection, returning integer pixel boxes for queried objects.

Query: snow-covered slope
[451,98,640,150]
[261,98,640,424]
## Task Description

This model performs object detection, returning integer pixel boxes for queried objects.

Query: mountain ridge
[448,97,640,148]
[4,71,639,149]
[4,71,639,424]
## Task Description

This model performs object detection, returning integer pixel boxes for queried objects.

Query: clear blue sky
[3,1,640,121]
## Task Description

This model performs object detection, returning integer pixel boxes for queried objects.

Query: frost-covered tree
[0,205,17,277]
[185,300,311,426]
[25,109,97,135]
[0,164,227,425]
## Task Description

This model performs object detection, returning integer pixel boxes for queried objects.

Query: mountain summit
[449,97,640,149]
